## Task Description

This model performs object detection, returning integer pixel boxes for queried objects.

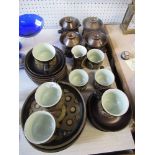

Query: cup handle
[43,63,49,73]
[100,65,104,69]
[87,61,93,69]
[81,57,87,68]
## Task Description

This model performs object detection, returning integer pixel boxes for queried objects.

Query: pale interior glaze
[71,45,87,58]
[101,89,129,116]
[35,82,62,107]
[95,69,115,86]
[87,49,104,63]
[69,69,89,86]
[24,111,56,144]
[32,43,56,61]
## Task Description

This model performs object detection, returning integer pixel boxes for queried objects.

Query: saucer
[87,93,132,131]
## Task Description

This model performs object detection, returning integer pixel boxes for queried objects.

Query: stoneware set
[21,16,132,152]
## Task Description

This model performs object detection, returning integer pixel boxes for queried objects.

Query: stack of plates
[24,46,68,85]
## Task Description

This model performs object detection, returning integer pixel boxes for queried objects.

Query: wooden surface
[105,25,135,105]
[19,28,135,155]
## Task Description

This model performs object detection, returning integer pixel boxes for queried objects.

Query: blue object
[19,14,44,37]
[19,42,22,50]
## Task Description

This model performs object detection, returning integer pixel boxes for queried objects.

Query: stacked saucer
[25,44,67,85]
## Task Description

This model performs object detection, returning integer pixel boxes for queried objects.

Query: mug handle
[87,61,94,69]
[43,63,49,74]
[81,57,94,69]
[81,57,87,68]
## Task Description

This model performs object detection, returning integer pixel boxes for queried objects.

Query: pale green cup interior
[71,45,87,58]
[24,111,56,144]
[69,69,89,87]
[87,49,104,63]
[35,82,62,108]
[32,43,56,61]
[95,69,115,86]
[101,89,129,116]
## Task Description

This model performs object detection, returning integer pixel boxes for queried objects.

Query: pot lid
[60,32,82,48]
[83,17,103,30]
[59,16,81,30]
[85,31,107,48]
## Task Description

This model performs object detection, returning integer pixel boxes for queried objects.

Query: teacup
[94,69,115,92]
[87,49,104,69]
[71,45,87,68]
[101,89,129,117]
[69,69,89,91]
[24,111,56,144]
[32,43,56,73]
[35,82,64,110]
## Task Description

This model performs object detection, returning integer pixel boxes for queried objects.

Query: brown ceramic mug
[32,43,57,74]
[94,69,115,92]
[86,49,105,69]
[69,69,89,91]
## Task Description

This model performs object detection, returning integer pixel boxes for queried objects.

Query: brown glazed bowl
[83,17,103,30]
[84,31,108,49]
[59,16,81,32]
[60,31,82,48]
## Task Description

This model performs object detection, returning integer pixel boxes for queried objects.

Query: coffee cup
[69,69,89,91]
[101,89,129,116]
[32,43,56,73]
[24,111,56,144]
[35,82,64,110]
[86,49,104,69]
[94,69,115,92]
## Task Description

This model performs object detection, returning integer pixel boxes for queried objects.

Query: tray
[87,92,132,132]
[21,82,86,152]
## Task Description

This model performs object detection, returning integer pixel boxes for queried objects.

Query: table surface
[19,27,135,155]
[105,25,135,104]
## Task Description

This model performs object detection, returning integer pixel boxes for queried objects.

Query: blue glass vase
[19,14,44,37]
